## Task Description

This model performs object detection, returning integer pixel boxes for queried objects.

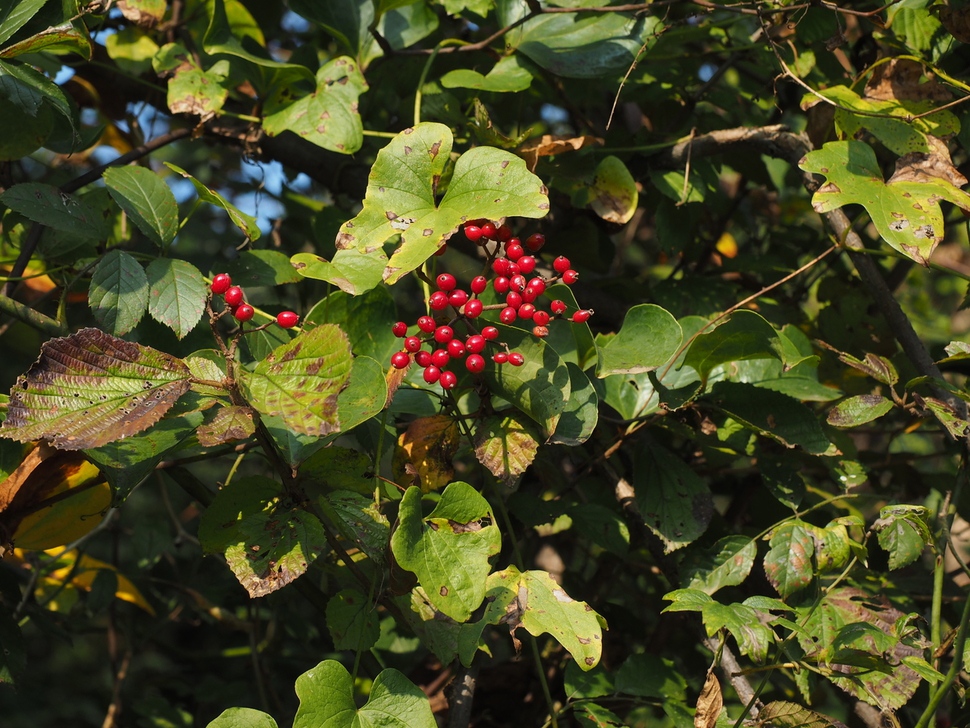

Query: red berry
[391,351,411,369]
[431,349,451,368]
[440,371,458,390]
[481,222,497,240]
[470,276,488,294]
[415,350,432,367]
[423,366,441,384]
[493,276,510,294]
[466,354,485,373]
[522,287,537,304]
[518,256,536,274]
[525,233,545,252]
[405,336,422,353]
[572,309,592,323]
[492,352,509,364]
[507,262,520,276]
[233,303,254,322]
[553,256,571,273]
[429,291,449,310]
[505,242,524,261]
[481,326,499,340]
[277,311,300,328]
[464,224,483,242]
[510,275,527,293]
[562,269,579,285]
[526,278,546,297]
[492,258,512,277]
[392,321,409,337]
[550,300,567,315]
[211,273,232,294]
[463,299,484,318]
[533,310,550,326]
[434,325,454,343]
[417,315,436,333]
[449,289,468,308]
[496,224,512,242]
[505,291,523,309]
[518,303,535,320]
[447,339,465,358]
[224,286,244,306]
[466,335,486,353]
[508,352,525,366]
[500,307,517,324]
[533,325,549,338]
[436,273,456,291]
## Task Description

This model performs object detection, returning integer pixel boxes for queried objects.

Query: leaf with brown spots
[0,328,192,450]
[473,413,542,485]
[393,415,460,492]
[764,519,817,598]
[196,405,255,447]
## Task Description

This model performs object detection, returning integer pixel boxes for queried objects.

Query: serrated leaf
[292,660,435,728]
[634,440,712,553]
[800,140,970,265]
[596,303,682,377]
[336,122,548,284]
[0,58,76,134]
[873,505,931,570]
[0,0,49,46]
[263,56,368,154]
[292,246,387,296]
[759,701,842,728]
[390,482,501,621]
[145,258,207,338]
[764,519,816,598]
[88,249,149,336]
[473,413,542,484]
[326,588,379,651]
[0,329,191,450]
[682,535,757,596]
[103,166,179,247]
[826,393,894,428]
[238,324,353,438]
[164,162,260,240]
[327,489,390,563]
[207,707,279,728]
[195,405,254,447]
[440,54,532,93]
[0,182,104,237]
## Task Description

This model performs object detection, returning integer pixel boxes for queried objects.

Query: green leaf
[337,122,549,284]
[873,505,931,570]
[0,0,49,46]
[440,54,533,93]
[634,439,712,553]
[0,329,191,450]
[764,519,816,598]
[800,140,970,265]
[102,166,179,247]
[564,661,614,700]
[326,588,379,651]
[758,453,805,510]
[304,286,399,364]
[390,482,501,621]
[263,56,368,154]
[548,363,598,446]
[566,503,629,556]
[292,660,436,728]
[758,701,840,728]
[207,708,279,728]
[104,27,158,75]
[827,393,894,428]
[596,303,682,377]
[663,589,774,662]
[88,249,149,336]
[0,13,91,59]
[164,162,260,240]
[682,535,757,596]
[0,182,105,237]
[291,246,388,295]
[566,155,639,224]
[0,93,49,158]
[300,446,374,495]
[709,381,831,454]
[222,249,302,287]
[473,412,542,483]
[288,0,373,61]
[614,654,687,700]
[116,0,167,27]
[145,258,207,339]
[0,57,75,135]
[683,310,785,383]
[153,43,230,116]
[327,490,390,564]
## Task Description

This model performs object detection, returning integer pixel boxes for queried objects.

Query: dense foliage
[2,0,970,726]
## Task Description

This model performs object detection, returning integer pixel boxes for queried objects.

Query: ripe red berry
[429,291,449,310]
[391,351,410,369]
[550,300,567,315]
[505,242,524,261]
[525,233,545,252]
[463,299,483,318]
[493,276,510,294]
[510,275,527,293]
[533,310,550,326]
[526,278,546,297]
[423,366,441,384]
[466,334,486,353]
[404,336,422,353]
[432,349,451,368]
[481,326,499,340]
[436,273,456,291]
[471,276,488,294]
[492,258,512,277]
[562,269,579,285]
[508,352,525,366]
[499,307,517,324]
[440,370,458,390]
[553,256,571,273]
[517,256,536,274]
[393,321,409,337]
[233,303,254,322]
[572,309,593,323]
[480,222,497,240]
[518,303,535,320]
[466,354,485,373]
[434,325,454,343]
[449,289,468,308]
[211,273,232,294]
[447,339,465,358]
[496,224,512,242]
[277,311,300,328]
[505,291,523,309]
[224,286,244,306]
[415,350,432,367]
[464,224,483,243]
[492,352,509,364]
[417,316,436,333]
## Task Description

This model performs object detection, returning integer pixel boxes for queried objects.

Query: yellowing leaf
[394,415,460,492]
[43,548,155,615]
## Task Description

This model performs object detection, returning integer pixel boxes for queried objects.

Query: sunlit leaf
[146,258,207,339]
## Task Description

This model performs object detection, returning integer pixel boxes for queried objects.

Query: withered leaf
[196,405,255,447]
[864,59,952,102]
[518,134,603,171]
[887,136,968,187]
[393,415,460,492]
[939,5,970,45]
[694,671,723,728]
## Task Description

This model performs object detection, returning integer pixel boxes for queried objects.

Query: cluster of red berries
[389,221,592,390]
[210,273,299,328]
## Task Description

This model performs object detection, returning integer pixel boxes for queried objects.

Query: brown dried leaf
[887,135,968,188]
[518,134,602,171]
[117,0,166,28]
[864,59,952,102]
[694,671,723,728]
[939,6,970,44]
[393,415,460,493]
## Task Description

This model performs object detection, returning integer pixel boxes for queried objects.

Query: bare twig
[448,661,479,728]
